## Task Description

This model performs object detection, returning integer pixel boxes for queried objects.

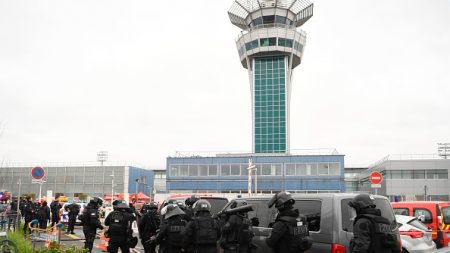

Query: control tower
[228,0,313,154]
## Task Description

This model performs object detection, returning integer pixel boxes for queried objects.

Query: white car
[396,214,436,253]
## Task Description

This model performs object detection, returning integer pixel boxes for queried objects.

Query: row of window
[255,129,286,135]
[169,163,341,177]
[251,15,294,27]
[239,37,303,56]
[384,169,448,179]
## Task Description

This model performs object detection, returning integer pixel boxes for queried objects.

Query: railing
[237,23,305,40]
[0,213,20,232]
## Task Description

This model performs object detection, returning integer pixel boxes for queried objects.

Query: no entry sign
[31,166,45,180]
[370,171,383,185]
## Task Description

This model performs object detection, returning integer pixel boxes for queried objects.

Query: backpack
[194,216,218,245]
[78,209,88,225]
[352,214,399,252]
[278,216,312,252]
[167,218,187,249]
[108,211,127,235]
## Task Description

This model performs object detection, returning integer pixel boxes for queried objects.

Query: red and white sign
[370,171,383,185]
[31,166,45,180]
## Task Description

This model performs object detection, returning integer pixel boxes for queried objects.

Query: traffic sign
[31,166,45,180]
[370,171,383,185]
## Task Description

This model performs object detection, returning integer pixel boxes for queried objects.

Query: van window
[442,207,450,224]
[413,208,432,224]
[245,199,321,231]
[341,198,396,232]
[202,198,228,215]
[393,208,409,216]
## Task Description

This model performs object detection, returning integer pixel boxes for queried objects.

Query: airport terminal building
[0,164,154,200]
[166,151,345,193]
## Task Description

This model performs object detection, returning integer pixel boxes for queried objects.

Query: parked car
[396,214,436,253]
[223,193,401,253]
[392,201,450,248]
[60,202,87,225]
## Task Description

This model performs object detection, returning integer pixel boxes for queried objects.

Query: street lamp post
[247,159,256,196]
[110,171,115,203]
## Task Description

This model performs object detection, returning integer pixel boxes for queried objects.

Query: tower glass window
[254,56,286,153]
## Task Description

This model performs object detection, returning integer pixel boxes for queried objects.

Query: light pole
[110,171,115,203]
[247,159,256,196]
[438,143,450,159]
[97,151,109,201]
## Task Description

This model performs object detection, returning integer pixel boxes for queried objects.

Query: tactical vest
[109,211,127,235]
[194,216,218,245]
[167,219,187,249]
[233,215,252,245]
[356,214,399,253]
[278,216,310,252]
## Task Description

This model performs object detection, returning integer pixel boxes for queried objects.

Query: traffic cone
[96,233,109,252]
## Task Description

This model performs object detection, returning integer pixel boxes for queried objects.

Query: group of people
[5,191,399,253]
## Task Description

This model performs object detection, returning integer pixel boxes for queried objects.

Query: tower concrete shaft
[229,0,313,154]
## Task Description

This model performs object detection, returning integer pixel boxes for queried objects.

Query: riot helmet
[112,199,127,207]
[268,191,295,210]
[89,197,103,207]
[164,204,185,220]
[193,199,211,213]
[348,193,376,212]
[185,195,200,207]
[115,202,130,210]
[149,201,158,210]
[176,200,186,210]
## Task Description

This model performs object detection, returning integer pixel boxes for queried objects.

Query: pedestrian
[184,195,199,221]
[37,201,50,229]
[152,204,186,253]
[105,201,136,253]
[65,200,80,234]
[22,196,35,235]
[181,199,221,253]
[220,199,254,253]
[348,193,400,253]
[50,198,62,227]
[140,201,151,215]
[265,191,313,253]
[139,201,159,253]
[80,197,104,253]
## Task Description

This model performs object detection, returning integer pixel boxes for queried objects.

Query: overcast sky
[1,0,449,169]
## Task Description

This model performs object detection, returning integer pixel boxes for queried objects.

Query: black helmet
[230,199,248,209]
[221,199,253,215]
[164,204,185,219]
[112,199,127,207]
[193,199,211,213]
[115,202,130,210]
[268,191,295,209]
[176,200,186,210]
[90,197,103,207]
[349,193,376,211]
[149,202,158,210]
[185,195,200,207]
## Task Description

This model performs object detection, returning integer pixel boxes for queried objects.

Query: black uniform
[350,208,400,253]
[21,199,35,235]
[37,204,51,229]
[50,200,62,227]
[182,211,221,253]
[139,209,159,253]
[155,215,186,253]
[221,214,253,253]
[66,203,80,234]
[81,203,104,252]
[105,208,136,253]
[266,209,312,253]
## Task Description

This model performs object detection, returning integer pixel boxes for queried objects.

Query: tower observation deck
[228,0,313,154]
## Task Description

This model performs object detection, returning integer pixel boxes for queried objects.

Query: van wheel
[402,248,409,253]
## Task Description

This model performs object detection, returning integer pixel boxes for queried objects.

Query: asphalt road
[59,226,145,253]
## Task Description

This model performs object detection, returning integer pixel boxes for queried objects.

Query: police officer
[37,200,50,229]
[265,191,312,253]
[153,204,186,253]
[220,199,254,253]
[184,195,199,221]
[348,193,400,253]
[105,201,136,253]
[50,199,62,227]
[140,201,151,215]
[66,200,80,234]
[21,196,35,235]
[182,199,221,253]
[81,197,104,253]
[139,201,159,253]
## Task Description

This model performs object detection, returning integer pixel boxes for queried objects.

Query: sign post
[31,166,46,200]
[370,171,383,195]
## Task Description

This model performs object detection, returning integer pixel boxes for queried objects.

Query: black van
[226,193,400,253]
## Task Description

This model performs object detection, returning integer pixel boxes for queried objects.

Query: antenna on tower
[438,143,450,159]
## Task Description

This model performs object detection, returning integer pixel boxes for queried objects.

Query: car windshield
[342,198,396,232]
[203,198,228,215]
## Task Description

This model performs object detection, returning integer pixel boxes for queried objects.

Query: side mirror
[418,215,426,223]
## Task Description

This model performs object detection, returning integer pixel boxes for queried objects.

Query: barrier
[0,213,20,232]
[96,231,109,252]
[29,220,63,251]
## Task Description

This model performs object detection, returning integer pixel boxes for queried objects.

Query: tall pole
[247,159,256,196]
[111,170,114,203]
[254,168,258,195]
[16,179,21,214]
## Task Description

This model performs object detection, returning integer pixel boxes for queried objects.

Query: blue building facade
[128,166,154,196]
[166,154,345,193]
